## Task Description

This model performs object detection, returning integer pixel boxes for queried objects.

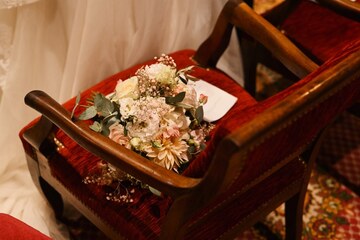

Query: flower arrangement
[73,55,213,202]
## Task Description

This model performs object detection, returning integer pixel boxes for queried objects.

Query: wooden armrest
[194,0,318,78]
[24,90,200,198]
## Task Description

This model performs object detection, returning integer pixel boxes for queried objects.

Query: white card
[191,80,238,122]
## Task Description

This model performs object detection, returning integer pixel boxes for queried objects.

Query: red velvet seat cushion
[281,0,360,63]
[0,213,51,240]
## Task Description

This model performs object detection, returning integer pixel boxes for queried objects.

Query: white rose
[174,82,197,109]
[164,109,190,130]
[127,112,161,141]
[145,63,176,85]
[113,76,140,100]
[118,98,136,119]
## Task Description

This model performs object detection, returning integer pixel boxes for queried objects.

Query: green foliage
[195,106,204,123]
[89,121,102,132]
[165,91,185,105]
[94,93,114,117]
[74,93,121,136]
[149,186,162,196]
[79,105,97,120]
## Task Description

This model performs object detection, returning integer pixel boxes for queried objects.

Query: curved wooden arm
[193,0,237,67]
[24,90,201,197]
[194,0,318,78]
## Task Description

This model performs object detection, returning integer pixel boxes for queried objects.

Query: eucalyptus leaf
[195,106,204,123]
[101,125,110,136]
[165,92,185,105]
[200,142,207,150]
[94,94,114,117]
[79,106,97,120]
[101,116,118,137]
[149,186,162,196]
[188,145,196,154]
[175,102,193,109]
[89,121,102,132]
[93,93,103,107]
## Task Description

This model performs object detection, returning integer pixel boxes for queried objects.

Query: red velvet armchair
[20,1,360,239]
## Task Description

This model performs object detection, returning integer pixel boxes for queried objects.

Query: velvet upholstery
[280,0,360,64]
[0,213,51,240]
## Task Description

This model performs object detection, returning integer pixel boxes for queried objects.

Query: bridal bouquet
[73,55,213,202]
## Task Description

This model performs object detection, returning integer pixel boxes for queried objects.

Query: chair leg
[39,177,64,220]
[24,117,65,220]
[26,153,64,220]
[285,191,304,240]
[285,127,328,240]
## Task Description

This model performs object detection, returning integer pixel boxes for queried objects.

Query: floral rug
[236,164,360,240]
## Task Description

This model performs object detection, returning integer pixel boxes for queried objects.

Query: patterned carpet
[237,164,360,240]
[60,65,360,240]
[239,112,360,239]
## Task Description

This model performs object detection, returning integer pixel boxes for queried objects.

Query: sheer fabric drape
[0,0,243,238]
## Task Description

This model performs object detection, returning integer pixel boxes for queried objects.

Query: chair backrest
[194,0,318,80]
[232,0,360,95]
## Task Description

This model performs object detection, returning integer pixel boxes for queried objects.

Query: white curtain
[0,0,243,238]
